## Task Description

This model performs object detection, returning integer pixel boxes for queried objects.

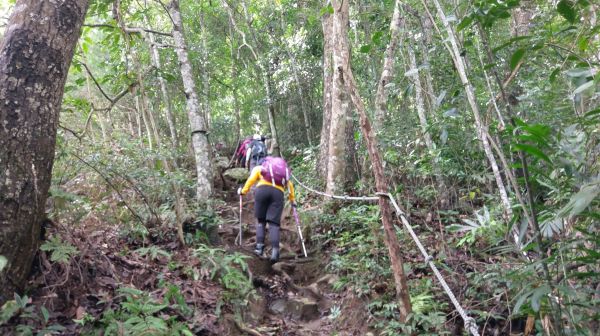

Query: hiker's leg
[268,221,280,261]
[253,186,269,256]
[254,221,265,256]
[256,221,266,245]
[265,188,284,262]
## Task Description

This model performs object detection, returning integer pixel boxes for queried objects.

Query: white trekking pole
[237,192,243,246]
[292,206,308,258]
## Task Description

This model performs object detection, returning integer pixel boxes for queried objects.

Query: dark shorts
[254,185,284,226]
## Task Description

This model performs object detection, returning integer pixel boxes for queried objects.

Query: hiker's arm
[287,181,296,203]
[241,167,261,194]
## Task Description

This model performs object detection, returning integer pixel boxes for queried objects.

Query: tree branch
[82,63,112,102]
[84,23,172,37]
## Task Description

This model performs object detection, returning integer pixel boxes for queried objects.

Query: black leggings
[254,185,284,225]
[254,186,284,249]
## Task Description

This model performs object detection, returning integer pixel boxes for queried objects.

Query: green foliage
[448,206,504,247]
[192,245,254,304]
[98,286,192,336]
[557,1,577,23]
[369,283,449,336]
[134,246,172,261]
[39,237,79,264]
[0,294,66,335]
[321,202,412,323]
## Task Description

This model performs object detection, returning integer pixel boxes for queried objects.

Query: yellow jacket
[241,166,296,202]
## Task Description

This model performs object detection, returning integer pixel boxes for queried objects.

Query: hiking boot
[254,244,264,257]
[270,248,280,263]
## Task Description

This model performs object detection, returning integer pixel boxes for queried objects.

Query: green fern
[134,246,172,261]
[40,237,78,264]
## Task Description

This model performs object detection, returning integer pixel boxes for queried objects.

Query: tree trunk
[373,0,403,132]
[199,12,212,131]
[228,20,241,140]
[0,0,89,303]
[147,16,179,152]
[428,0,513,221]
[325,0,352,195]
[135,87,153,150]
[170,0,212,200]
[407,45,434,151]
[265,61,281,157]
[420,13,438,113]
[288,52,312,147]
[317,7,333,181]
[342,49,413,325]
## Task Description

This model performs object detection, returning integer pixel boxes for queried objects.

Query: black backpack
[250,140,267,160]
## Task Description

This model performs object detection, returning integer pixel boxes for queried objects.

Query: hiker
[245,134,268,171]
[238,156,296,262]
[234,137,252,167]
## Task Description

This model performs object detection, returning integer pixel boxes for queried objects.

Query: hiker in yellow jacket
[238,156,295,262]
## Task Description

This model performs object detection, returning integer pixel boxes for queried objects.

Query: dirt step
[269,297,320,321]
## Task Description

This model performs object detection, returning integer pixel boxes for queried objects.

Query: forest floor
[1,180,374,335]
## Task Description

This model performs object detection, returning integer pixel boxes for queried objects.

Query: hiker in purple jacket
[238,156,296,262]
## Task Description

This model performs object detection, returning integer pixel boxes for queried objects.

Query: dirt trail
[217,192,340,336]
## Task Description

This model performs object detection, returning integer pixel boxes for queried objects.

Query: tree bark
[420,13,438,113]
[134,85,154,150]
[325,0,352,195]
[317,6,333,181]
[342,46,413,324]
[0,0,89,303]
[265,61,281,157]
[288,51,312,147]
[199,12,212,131]
[227,20,241,140]
[407,44,434,151]
[170,0,212,200]
[428,0,513,222]
[147,16,179,152]
[373,0,403,132]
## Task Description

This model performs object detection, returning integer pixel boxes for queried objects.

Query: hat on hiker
[253,134,261,140]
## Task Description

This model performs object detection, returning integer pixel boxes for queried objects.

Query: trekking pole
[237,194,243,245]
[292,206,308,258]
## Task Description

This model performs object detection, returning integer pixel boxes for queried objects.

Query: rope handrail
[291,174,480,336]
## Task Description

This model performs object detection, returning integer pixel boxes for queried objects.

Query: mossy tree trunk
[0,0,89,303]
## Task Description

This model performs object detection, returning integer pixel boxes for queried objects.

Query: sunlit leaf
[372,31,383,45]
[566,68,594,77]
[440,128,448,145]
[435,90,447,106]
[557,181,600,218]
[573,80,594,95]
[443,108,458,117]
[320,4,334,16]
[404,68,419,76]
[531,285,551,312]
[359,44,371,53]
